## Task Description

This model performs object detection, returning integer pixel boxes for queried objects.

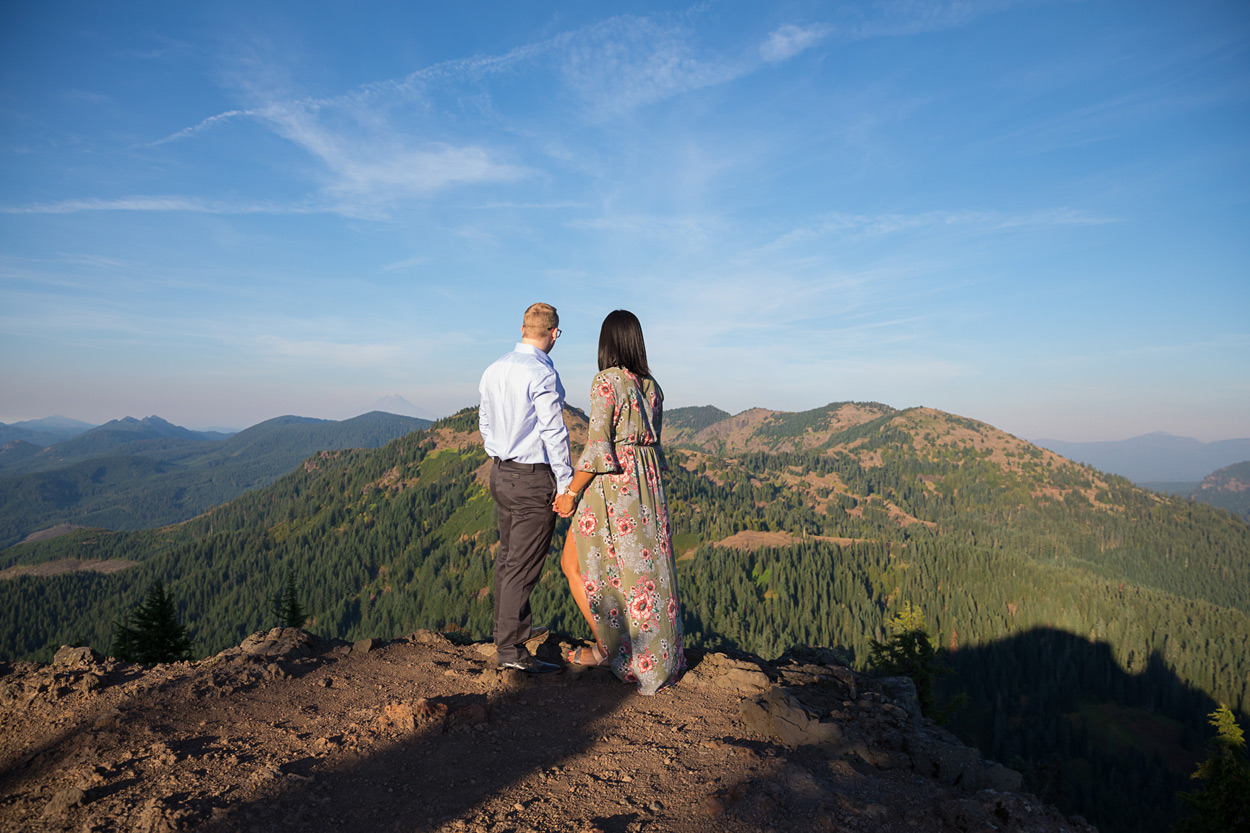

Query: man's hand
[553,492,576,518]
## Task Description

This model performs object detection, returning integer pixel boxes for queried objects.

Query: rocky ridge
[0,631,1096,832]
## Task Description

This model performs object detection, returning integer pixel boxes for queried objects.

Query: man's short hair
[522,302,559,338]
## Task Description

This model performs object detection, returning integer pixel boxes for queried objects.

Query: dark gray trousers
[489,459,557,664]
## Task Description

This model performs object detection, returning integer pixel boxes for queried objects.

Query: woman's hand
[553,492,577,517]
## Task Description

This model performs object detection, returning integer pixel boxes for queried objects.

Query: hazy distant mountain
[0,415,96,447]
[369,394,440,420]
[1192,461,1250,520]
[1032,432,1250,483]
[0,411,431,548]
[1,416,223,471]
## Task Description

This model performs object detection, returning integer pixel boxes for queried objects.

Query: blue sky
[1,1,1247,441]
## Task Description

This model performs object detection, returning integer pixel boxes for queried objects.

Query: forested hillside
[1192,460,1250,520]
[2,403,1247,833]
[0,411,430,548]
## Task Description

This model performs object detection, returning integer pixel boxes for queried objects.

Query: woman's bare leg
[561,530,601,648]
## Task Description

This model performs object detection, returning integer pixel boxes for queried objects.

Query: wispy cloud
[381,255,430,272]
[767,207,1119,248]
[146,109,253,146]
[835,0,1021,40]
[761,24,832,63]
[260,104,529,215]
[567,212,723,245]
[472,201,586,210]
[0,195,320,215]
[561,15,746,117]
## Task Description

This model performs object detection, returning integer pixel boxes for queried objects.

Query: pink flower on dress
[636,650,656,674]
[629,590,653,621]
[667,596,679,623]
[584,577,600,596]
[615,514,636,536]
[578,512,597,537]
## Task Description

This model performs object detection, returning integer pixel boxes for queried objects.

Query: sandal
[566,644,609,667]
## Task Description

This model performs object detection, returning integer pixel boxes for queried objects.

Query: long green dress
[573,367,685,695]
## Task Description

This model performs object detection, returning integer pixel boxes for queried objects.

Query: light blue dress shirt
[478,343,573,491]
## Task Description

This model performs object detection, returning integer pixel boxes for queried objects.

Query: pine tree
[1174,704,1250,833]
[109,582,194,664]
[272,573,308,629]
[869,601,963,723]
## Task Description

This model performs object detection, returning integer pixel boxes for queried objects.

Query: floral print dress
[574,368,686,695]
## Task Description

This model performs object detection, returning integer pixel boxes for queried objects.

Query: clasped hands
[552,491,577,518]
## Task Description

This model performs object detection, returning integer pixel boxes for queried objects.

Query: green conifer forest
[1,404,1247,833]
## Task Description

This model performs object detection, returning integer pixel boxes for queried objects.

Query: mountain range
[1033,431,1250,483]
[0,411,431,548]
[0,415,98,447]
[1,400,1247,832]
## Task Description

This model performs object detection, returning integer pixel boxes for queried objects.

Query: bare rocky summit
[0,631,1096,833]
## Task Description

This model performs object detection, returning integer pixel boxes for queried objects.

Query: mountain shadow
[939,625,1240,833]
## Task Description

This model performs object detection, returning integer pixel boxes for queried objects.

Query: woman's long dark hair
[597,309,651,377]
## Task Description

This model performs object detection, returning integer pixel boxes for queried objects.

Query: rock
[53,645,99,670]
[78,673,105,694]
[699,796,725,818]
[908,738,985,788]
[939,797,992,831]
[382,698,453,733]
[739,686,843,748]
[410,629,449,645]
[718,666,771,694]
[42,786,86,818]
[874,676,922,720]
[984,761,1024,793]
[688,652,772,693]
[353,638,378,655]
[475,642,498,658]
[237,628,317,661]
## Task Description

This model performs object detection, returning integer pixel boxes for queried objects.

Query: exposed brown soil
[0,634,1096,833]
[0,558,137,581]
[712,531,866,551]
[19,525,88,545]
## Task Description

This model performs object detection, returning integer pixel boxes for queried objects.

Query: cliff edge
[0,630,1096,832]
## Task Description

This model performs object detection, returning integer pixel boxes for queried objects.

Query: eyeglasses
[553,328,562,338]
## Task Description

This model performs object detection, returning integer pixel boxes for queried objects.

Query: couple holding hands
[478,304,685,695]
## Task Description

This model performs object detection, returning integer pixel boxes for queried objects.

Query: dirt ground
[0,632,1096,833]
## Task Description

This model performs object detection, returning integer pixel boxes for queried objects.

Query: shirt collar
[514,342,553,366]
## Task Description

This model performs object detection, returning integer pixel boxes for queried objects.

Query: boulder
[42,787,86,819]
[739,685,843,748]
[52,645,99,670]
[237,628,318,661]
[689,652,772,694]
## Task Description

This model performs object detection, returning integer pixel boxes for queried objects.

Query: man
[479,302,573,673]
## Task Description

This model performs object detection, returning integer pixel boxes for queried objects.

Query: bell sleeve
[577,371,623,474]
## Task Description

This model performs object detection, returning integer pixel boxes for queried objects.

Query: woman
[555,310,685,695]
